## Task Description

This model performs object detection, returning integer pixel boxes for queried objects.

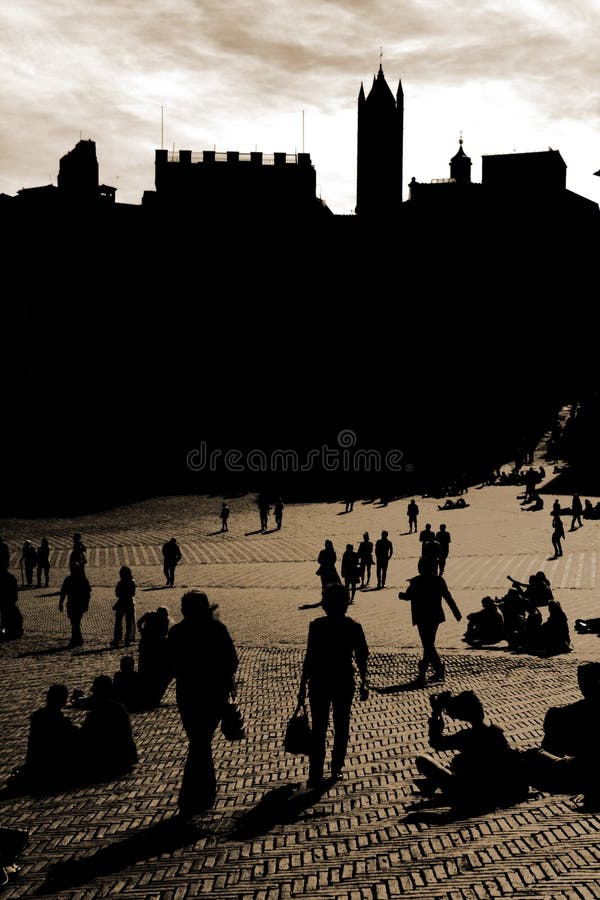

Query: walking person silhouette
[297,583,369,789]
[36,538,50,588]
[168,591,238,816]
[375,531,393,589]
[162,537,182,587]
[407,499,419,533]
[357,532,374,588]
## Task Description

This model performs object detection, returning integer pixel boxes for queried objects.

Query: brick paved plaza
[2,474,600,899]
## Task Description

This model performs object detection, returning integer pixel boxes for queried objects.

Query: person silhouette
[344,498,354,513]
[258,496,271,532]
[419,524,435,554]
[341,544,360,603]
[162,537,182,586]
[297,583,369,789]
[0,537,9,570]
[112,655,143,711]
[316,540,341,588]
[19,541,37,587]
[24,684,80,786]
[357,532,374,587]
[137,607,172,706]
[407,500,419,533]
[375,531,393,589]
[111,565,136,647]
[36,538,50,588]
[219,503,230,532]
[570,494,583,531]
[167,591,238,816]
[69,533,87,574]
[0,565,22,641]
[399,558,462,685]
[274,499,284,530]
[551,514,565,558]
[436,525,451,576]
[80,675,138,777]
[59,562,91,648]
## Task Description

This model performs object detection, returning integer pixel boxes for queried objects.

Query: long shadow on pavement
[227,781,333,840]
[374,679,424,694]
[35,818,207,895]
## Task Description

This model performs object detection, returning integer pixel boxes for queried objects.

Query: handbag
[284,703,311,755]
[221,692,246,741]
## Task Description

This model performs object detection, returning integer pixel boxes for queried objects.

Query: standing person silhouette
[297,583,369,789]
[570,494,583,531]
[407,500,419,534]
[0,564,22,640]
[219,503,230,532]
[316,540,341,588]
[36,538,50,588]
[375,531,393,589]
[162,537,182,587]
[111,565,136,647]
[70,533,87,574]
[341,544,360,603]
[258,496,271,532]
[357,532,374,588]
[59,562,91,648]
[551,514,565,558]
[435,525,451,576]
[274,499,284,530]
[168,591,238,816]
[419,524,435,554]
[0,537,10,570]
[399,558,462,686]
[19,541,37,587]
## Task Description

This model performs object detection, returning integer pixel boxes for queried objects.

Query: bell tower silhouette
[356,63,403,218]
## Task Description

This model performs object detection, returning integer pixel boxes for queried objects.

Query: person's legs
[178,704,222,813]
[113,609,124,644]
[439,554,447,576]
[365,561,371,585]
[376,562,383,588]
[380,562,388,587]
[68,609,83,646]
[330,684,355,776]
[36,563,42,588]
[417,621,442,678]
[416,753,454,790]
[44,562,49,587]
[308,687,331,786]
[125,607,136,644]
[163,561,170,584]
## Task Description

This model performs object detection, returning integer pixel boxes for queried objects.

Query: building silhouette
[356,65,403,218]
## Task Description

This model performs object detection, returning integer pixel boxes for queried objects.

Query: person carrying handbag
[297,583,369,790]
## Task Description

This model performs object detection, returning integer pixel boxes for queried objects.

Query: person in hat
[167,591,238,816]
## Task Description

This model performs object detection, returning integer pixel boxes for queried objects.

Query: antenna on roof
[161,107,164,150]
[302,109,305,153]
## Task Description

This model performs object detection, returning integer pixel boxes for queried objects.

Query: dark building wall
[482,150,567,193]
[356,67,403,218]
[57,139,99,202]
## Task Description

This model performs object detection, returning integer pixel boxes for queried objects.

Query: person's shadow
[227,781,333,840]
[35,817,206,895]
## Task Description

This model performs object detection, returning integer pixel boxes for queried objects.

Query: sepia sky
[1,0,599,213]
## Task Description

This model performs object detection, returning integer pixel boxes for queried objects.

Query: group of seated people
[482,466,545,488]
[463,573,571,656]
[415,662,600,812]
[9,606,174,791]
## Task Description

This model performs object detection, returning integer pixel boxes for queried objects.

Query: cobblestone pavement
[1,479,600,898]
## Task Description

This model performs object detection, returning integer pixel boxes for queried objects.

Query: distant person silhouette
[111,565,136,647]
[551,515,565,558]
[258,496,271,531]
[219,503,230,532]
[316,540,341,588]
[162,537,182,587]
[59,562,91,648]
[341,544,360,603]
[69,533,87,574]
[297,583,369,788]
[357,532,374,587]
[375,531,393,589]
[80,675,138,777]
[570,494,583,531]
[168,591,238,816]
[344,498,354,513]
[0,537,9,570]
[19,541,37,587]
[416,690,527,810]
[551,499,561,518]
[0,565,23,641]
[419,524,435,553]
[137,607,172,706]
[398,558,462,685]
[36,538,50,588]
[435,525,451,576]
[274,499,284,529]
[24,684,80,786]
[407,500,419,533]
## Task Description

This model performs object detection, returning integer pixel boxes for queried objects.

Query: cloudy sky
[1,0,599,213]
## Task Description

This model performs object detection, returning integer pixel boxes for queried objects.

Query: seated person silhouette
[437,498,469,510]
[498,588,528,650]
[463,597,505,646]
[137,607,172,706]
[112,655,144,711]
[535,600,571,657]
[507,572,552,607]
[575,616,600,634]
[80,675,138,778]
[22,684,80,787]
[515,606,543,653]
[415,690,527,810]
[521,493,544,511]
[523,662,600,809]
